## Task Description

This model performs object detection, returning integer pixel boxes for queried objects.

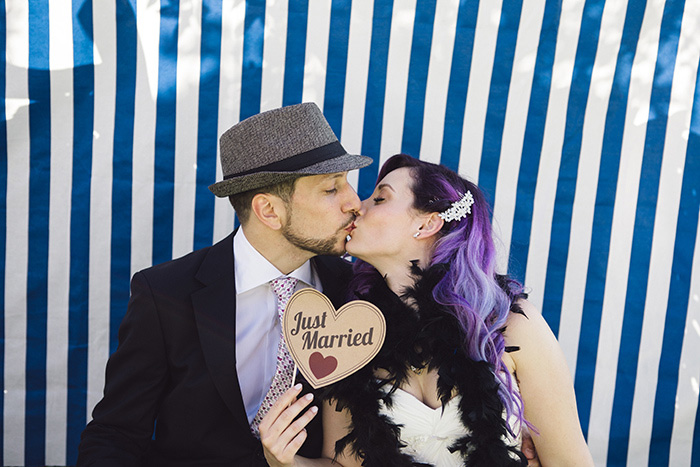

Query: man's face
[279,172,361,256]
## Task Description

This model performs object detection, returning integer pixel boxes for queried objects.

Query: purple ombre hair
[350,154,526,431]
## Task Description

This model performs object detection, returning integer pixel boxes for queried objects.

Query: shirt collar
[233,228,317,294]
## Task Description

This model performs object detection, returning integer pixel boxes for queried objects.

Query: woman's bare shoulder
[505,299,546,336]
[504,298,561,366]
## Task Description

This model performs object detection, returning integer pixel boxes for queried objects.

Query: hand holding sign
[283,288,386,388]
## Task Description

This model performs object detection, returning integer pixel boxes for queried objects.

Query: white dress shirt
[233,228,320,423]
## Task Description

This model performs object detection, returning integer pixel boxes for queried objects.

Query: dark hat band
[224,141,346,180]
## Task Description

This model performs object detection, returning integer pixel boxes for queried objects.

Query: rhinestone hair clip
[438,191,474,222]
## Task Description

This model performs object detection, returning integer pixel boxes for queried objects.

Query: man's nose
[342,186,362,213]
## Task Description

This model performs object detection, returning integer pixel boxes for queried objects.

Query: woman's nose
[356,198,372,215]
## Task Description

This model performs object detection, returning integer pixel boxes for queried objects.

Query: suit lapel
[191,232,251,433]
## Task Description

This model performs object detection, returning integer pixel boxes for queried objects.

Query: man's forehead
[300,172,346,185]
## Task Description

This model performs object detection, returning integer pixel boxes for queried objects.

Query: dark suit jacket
[77,232,353,466]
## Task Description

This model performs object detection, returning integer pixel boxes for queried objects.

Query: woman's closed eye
[373,197,385,204]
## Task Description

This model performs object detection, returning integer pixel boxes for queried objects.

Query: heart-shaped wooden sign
[283,288,386,389]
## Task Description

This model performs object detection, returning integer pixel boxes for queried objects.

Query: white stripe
[86,0,118,419]
[302,0,332,108]
[523,0,585,312]
[628,2,700,463]
[670,218,700,467]
[260,0,288,111]
[172,0,203,259]
[418,0,459,164]
[346,169,360,196]
[339,0,373,157]
[45,0,73,462]
[491,0,546,274]
[587,1,665,463]
[458,0,502,181]
[557,0,627,378]
[340,0,374,191]
[214,0,245,241]
[130,0,160,275]
[378,0,415,165]
[4,0,29,462]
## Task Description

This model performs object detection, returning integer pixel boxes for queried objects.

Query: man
[77,103,373,466]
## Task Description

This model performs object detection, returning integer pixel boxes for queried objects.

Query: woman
[260,154,593,466]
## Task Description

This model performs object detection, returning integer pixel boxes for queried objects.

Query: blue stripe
[66,0,94,463]
[0,3,7,462]
[477,0,522,202]
[570,0,644,440]
[508,0,561,281]
[110,0,138,352]
[607,3,684,464]
[540,0,604,338]
[439,0,479,172]
[193,0,223,250]
[400,0,436,157]
[357,0,394,199]
[240,0,266,120]
[235,0,267,226]
[26,0,51,463]
[323,0,352,136]
[648,60,700,466]
[282,0,308,106]
[152,0,180,264]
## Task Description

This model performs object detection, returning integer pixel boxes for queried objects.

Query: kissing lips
[345,221,356,242]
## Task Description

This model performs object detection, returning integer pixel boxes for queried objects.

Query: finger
[521,443,536,459]
[280,406,319,458]
[258,383,304,433]
[260,398,318,464]
[263,426,310,467]
[519,428,536,458]
[264,392,315,443]
[260,391,315,446]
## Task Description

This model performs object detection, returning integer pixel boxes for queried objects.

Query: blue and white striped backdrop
[2,0,699,466]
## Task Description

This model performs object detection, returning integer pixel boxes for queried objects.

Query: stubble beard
[281,215,353,257]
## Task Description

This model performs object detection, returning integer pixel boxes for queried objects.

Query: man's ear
[417,212,444,239]
[250,193,286,230]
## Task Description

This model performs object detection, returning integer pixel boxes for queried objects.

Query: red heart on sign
[309,352,338,379]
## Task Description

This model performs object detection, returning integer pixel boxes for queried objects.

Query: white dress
[378,387,522,466]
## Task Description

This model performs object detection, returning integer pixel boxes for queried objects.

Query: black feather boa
[321,263,528,467]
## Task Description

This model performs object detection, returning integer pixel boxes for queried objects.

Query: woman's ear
[251,193,285,230]
[416,212,444,239]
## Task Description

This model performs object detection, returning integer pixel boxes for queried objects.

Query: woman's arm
[504,300,594,466]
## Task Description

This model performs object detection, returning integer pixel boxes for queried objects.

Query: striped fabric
[2,0,699,466]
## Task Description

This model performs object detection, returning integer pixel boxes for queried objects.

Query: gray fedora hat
[209,102,373,197]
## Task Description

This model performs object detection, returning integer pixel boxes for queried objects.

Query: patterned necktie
[250,276,299,437]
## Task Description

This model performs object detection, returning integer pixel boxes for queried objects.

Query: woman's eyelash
[373,197,385,203]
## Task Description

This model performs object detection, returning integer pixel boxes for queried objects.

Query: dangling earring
[413,231,420,238]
